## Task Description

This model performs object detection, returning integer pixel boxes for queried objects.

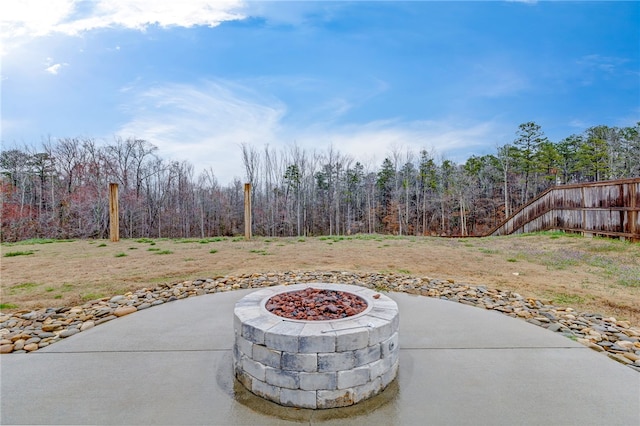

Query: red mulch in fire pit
[265,288,368,321]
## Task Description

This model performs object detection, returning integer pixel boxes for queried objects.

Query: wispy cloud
[1,0,245,54]
[117,80,500,183]
[291,76,390,126]
[246,2,347,27]
[297,119,499,166]
[576,54,632,86]
[578,54,629,74]
[569,119,588,129]
[45,64,62,74]
[44,57,68,74]
[117,80,285,182]
[465,58,530,98]
[613,107,640,129]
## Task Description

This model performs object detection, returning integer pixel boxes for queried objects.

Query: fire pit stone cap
[234,283,399,347]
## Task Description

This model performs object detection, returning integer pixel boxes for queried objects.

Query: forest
[1,122,639,242]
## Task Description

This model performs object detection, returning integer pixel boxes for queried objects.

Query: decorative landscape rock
[0,271,638,373]
[233,283,399,409]
[265,287,368,321]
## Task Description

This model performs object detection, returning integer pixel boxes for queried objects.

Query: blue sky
[1,1,639,184]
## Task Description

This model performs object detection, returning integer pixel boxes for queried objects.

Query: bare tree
[496,144,515,218]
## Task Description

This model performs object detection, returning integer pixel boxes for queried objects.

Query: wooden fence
[487,178,640,242]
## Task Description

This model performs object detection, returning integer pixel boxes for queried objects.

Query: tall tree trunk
[504,168,510,218]
[459,196,466,236]
[440,198,445,235]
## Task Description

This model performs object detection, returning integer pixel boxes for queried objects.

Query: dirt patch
[1,233,639,326]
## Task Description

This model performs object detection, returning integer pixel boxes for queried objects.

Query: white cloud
[60,0,245,34]
[577,54,628,74]
[296,119,498,167]
[1,0,245,54]
[43,57,68,74]
[117,80,500,184]
[569,119,587,129]
[45,63,62,74]
[0,0,77,38]
[117,80,285,183]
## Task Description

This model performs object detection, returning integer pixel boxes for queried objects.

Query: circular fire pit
[233,283,399,409]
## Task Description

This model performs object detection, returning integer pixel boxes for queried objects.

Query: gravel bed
[1,271,639,372]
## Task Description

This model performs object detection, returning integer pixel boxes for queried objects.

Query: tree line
[1,122,638,242]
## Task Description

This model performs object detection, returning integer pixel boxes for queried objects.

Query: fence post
[630,182,638,242]
[244,183,252,240]
[581,185,588,238]
[109,183,119,242]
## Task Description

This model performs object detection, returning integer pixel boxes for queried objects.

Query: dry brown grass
[1,233,639,325]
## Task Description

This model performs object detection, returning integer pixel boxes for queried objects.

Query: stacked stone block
[233,283,399,409]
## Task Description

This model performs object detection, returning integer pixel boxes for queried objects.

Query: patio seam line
[23,346,588,355]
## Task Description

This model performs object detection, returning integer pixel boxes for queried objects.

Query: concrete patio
[1,288,638,425]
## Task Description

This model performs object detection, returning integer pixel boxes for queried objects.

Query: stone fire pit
[233,283,399,409]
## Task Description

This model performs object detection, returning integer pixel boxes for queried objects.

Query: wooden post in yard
[630,181,638,242]
[244,183,252,240]
[109,183,120,242]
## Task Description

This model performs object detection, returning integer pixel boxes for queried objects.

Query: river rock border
[233,283,399,409]
[1,271,639,373]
